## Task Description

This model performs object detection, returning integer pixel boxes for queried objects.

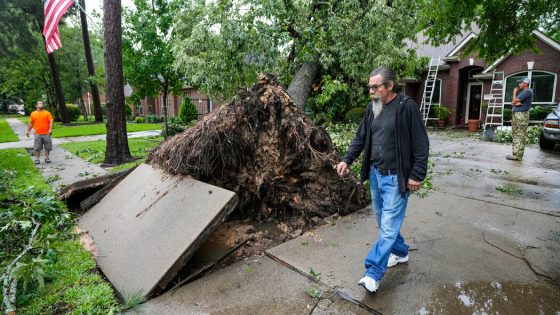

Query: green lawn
[0,148,121,314]
[0,148,50,189]
[51,122,161,138]
[16,116,161,138]
[60,136,163,172]
[0,120,19,142]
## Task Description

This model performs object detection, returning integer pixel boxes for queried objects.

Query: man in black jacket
[336,67,429,293]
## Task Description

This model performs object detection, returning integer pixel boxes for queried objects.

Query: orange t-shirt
[30,110,53,135]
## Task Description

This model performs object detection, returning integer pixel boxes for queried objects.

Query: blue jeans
[364,167,410,281]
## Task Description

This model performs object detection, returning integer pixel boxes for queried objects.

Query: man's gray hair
[369,67,396,86]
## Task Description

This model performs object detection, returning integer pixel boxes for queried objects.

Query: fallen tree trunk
[147,74,367,219]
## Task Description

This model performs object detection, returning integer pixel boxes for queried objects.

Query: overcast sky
[85,0,135,19]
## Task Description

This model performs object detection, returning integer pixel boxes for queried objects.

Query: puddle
[422,281,560,314]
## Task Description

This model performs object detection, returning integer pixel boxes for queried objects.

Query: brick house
[404,30,560,127]
[135,87,218,119]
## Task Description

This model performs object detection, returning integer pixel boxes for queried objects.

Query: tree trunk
[79,96,88,120]
[79,0,103,122]
[103,0,131,165]
[287,61,320,113]
[46,49,69,123]
[162,83,168,138]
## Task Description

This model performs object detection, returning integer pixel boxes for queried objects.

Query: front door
[466,83,482,121]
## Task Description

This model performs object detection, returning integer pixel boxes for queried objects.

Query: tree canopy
[123,0,183,102]
[172,0,424,102]
[417,0,560,61]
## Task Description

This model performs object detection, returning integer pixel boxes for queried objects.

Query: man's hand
[48,129,52,135]
[25,131,30,138]
[336,161,350,176]
[513,87,518,94]
[407,178,422,192]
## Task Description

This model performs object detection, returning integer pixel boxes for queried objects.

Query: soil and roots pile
[147,74,368,219]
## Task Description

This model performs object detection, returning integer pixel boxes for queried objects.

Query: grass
[51,122,161,138]
[0,148,48,189]
[15,115,161,138]
[0,148,120,314]
[17,242,120,314]
[0,120,19,142]
[60,136,163,172]
[0,113,23,120]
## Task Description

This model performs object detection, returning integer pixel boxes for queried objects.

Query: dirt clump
[147,74,368,220]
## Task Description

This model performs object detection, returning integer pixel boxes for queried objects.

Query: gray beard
[372,98,383,119]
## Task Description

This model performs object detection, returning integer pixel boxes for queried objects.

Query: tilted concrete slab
[267,191,560,314]
[78,163,238,298]
[131,255,370,315]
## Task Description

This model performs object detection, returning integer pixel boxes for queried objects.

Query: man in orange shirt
[26,101,54,164]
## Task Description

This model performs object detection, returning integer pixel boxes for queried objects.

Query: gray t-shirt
[370,94,400,170]
[513,88,533,112]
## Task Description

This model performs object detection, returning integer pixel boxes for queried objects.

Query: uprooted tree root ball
[147,74,368,219]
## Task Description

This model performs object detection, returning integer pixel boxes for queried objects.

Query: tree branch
[2,221,41,314]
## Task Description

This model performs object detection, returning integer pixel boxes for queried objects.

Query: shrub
[124,104,133,120]
[146,114,163,123]
[178,98,198,123]
[529,105,553,121]
[168,116,182,124]
[134,116,145,123]
[503,108,512,123]
[494,129,513,143]
[494,125,541,144]
[65,104,82,121]
[344,107,365,122]
[166,120,197,137]
[431,103,452,120]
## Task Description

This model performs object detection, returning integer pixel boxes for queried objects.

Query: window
[432,79,442,104]
[505,71,556,104]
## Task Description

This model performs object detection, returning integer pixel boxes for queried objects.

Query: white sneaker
[387,253,409,267]
[358,276,379,293]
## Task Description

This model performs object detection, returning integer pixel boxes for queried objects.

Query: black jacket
[342,93,429,196]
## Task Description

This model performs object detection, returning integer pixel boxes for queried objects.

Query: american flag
[42,0,75,54]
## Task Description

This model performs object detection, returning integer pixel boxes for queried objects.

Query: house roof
[410,27,560,74]
[408,24,480,62]
[482,30,560,73]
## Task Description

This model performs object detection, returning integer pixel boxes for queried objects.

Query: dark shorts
[34,134,52,152]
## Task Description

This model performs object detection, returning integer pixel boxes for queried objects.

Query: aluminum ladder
[483,71,505,136]
[419,57,440,126]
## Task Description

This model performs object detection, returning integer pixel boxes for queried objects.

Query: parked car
[539,103,560,150]
[7,104,25,115]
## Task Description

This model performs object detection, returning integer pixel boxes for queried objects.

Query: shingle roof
[407,24,480,61]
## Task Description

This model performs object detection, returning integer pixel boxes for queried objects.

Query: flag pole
[73,1,103,33]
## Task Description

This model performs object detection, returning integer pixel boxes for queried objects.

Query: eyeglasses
[367,83,386,92]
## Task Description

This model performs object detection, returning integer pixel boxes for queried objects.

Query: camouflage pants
[512,111,529,159]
